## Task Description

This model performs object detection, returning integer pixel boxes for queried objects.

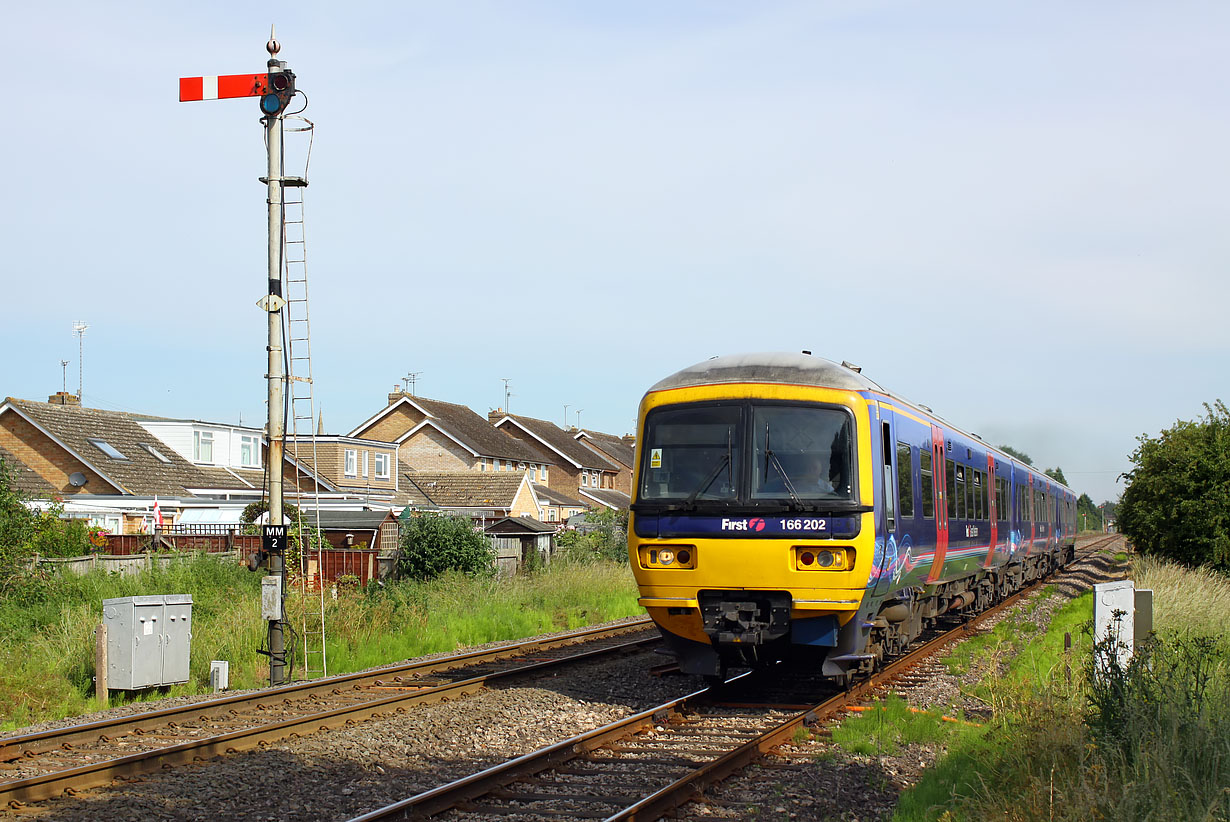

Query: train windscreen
[638,402,854,504]
[750,405,854,501]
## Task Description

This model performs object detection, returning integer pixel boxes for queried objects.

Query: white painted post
[1094,580,1136,673]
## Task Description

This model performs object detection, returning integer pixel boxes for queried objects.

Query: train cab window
[896,442,913,519]
[946,460,957,518]
[750,405,854,501]
[920,451,934,519]
[639,404,742,501]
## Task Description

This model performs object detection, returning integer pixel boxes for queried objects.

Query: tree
[1117,401,1230,571]
[998,445,1033,466]
[557,507,629,563]
[1045,467,1069,486]
[398,513,494,580]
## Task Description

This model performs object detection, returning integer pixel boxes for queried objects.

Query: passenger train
[628,353,1077,681]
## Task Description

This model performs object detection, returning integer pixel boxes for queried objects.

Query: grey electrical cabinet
[102,595,193,690]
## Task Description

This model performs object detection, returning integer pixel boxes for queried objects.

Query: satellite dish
[68,472,87,488]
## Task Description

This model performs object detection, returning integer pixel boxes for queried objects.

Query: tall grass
[0,556,640,731]
[894,557,1230,821]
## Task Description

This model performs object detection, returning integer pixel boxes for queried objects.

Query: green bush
[1118,400,1230,571]
[557,507,629,564]
[397,513,494,580]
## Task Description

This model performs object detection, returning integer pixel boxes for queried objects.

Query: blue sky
[3,1,1227,505]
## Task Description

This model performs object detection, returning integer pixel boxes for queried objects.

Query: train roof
[648,352,884,394]
[647,353,1074,494]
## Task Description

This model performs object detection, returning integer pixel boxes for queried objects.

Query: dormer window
[239,435,260,468]
[194,431,214,463]
[138,443,171,464]
[89,438,128,460]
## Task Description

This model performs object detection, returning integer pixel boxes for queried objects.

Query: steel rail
[1,632,658,807]
[0,616,652,764]
[351,538,1120,821]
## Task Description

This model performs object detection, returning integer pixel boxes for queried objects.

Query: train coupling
[698,590,792,645]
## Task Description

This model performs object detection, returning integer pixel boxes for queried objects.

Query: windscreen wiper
[763,423,801,505]
[684,429,734,506]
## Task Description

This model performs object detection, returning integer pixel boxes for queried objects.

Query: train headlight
[638,544,697,569]
[795,546,851,570]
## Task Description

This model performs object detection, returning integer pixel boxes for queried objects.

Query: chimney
[621,434,636,445]
[488,409,504,424]
[49,391,80,406]
[388,387,406,406]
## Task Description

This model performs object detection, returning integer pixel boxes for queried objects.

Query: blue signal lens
[260,93,282,115]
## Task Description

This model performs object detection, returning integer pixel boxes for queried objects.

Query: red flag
[153,496,163,528]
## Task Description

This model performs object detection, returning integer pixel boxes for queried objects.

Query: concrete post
[95,623,108,705]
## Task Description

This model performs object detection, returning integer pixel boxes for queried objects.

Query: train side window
[896,442,914,519]
[882,423,895,531]
[920,451,934,519]
[996,478,1007,523]
[972,470,982,520]
[954,464,966,520]
[946,459,957,518]
[979,471,989,520]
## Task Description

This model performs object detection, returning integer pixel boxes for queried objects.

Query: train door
[872,408,898,597]
[1027,473,1036,555]
[927,425,948,582]
[983,453,998,568]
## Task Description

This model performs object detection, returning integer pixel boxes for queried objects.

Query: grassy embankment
[821,556,1230,821]
[0,557,640,731]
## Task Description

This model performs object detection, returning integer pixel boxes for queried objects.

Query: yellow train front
[629,352,1077,681]
[629,352,882,680]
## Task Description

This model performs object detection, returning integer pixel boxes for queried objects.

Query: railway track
[0,617,656,809]
[353,536,1123,821]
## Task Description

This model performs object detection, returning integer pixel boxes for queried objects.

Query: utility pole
[73,322,88,402]
[180,27,299,686]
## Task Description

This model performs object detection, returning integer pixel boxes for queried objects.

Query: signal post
[180,29,299,686]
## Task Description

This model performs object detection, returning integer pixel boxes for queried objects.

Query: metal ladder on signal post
[280,116,328,680]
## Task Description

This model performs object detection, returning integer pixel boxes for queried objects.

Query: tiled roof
[312,510,395,530]
[403,471,526,509]
[484,516,556,535]
[496,414,620,471]
[576,430,635,469]
[531,483,586,508]
[3,398,213,496]
[579,488,632,510]
[392,471,441,510]
[399,397,550,463]
[0,443,56,495]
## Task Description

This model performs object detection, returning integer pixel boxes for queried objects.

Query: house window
[548,509,557,522]
[139,443,171,464]
[540,465,547,482]
[87,438,128,460]
[362,451,369,478]
[494,459,501,472]
[374,453,389,479]
[194,431,214,463]
[344,449,357,477]
[239,435,259,467]
[480,459,486,472]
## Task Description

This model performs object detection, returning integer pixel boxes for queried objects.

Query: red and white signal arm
[179,73,270,102]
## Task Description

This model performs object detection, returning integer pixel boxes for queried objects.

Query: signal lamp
[816,550,836,567]
[659,549,675,565]
[677,549,691,564]
[800,551,815,566]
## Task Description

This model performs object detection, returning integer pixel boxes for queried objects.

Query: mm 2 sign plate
[262,524,287,554]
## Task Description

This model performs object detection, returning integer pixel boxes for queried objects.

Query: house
[579,487,633,511]
[489,411,621,500]
[284,435,399,497]
[350,392,553,482]
[401,471,541,520]
[574,429,636,495]
[532,484,588,524]
[0,394,335,533]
